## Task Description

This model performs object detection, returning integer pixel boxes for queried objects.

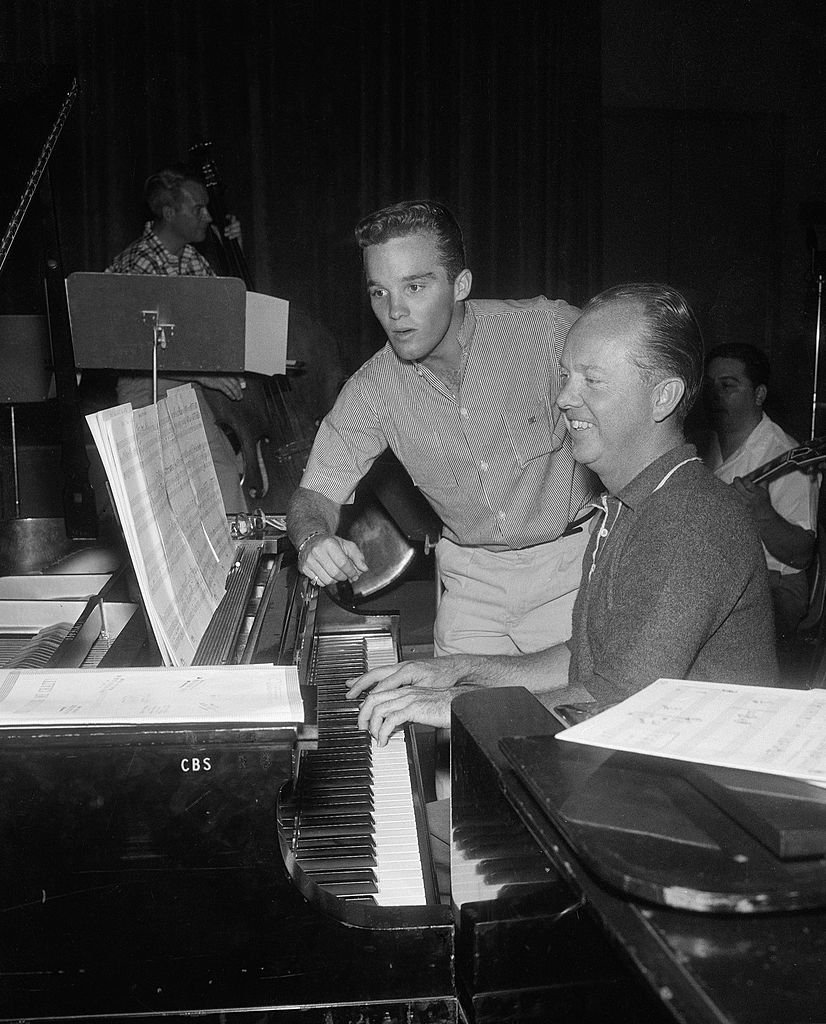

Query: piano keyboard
[284,628,429,906]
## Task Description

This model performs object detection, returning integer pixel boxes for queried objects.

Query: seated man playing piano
[700,343,818,639]
[348,283,779,747]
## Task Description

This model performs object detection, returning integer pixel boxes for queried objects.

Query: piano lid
[0,63,77,315]
[499,729,826,914]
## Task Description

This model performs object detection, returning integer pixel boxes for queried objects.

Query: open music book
[0,665,303,727]
[87,384,235,666]
[557,678,826,783]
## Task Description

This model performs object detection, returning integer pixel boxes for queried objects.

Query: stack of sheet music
[87,384,235,666]
[0,664,303,728]
[557,678,826,783]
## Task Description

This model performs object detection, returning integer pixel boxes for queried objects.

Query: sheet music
[556,678,826,783]
[89,402,185,663]
[86,385,234,666]
[132,404,218,643]
[163,384,235,569]
[0,665,303,726]
[155,400,226,601]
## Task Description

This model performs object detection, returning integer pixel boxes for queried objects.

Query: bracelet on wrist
[296,530,325,560]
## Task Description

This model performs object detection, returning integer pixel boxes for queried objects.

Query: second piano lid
[499,731,826,914]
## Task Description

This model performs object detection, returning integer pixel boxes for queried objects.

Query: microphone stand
[810,241,822,442]
[811,270,823,442]
[808,236,826,441]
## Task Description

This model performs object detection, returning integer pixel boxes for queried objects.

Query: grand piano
[0,546,456,1023]
[451,686,826,1024]
[14,551,826,1024]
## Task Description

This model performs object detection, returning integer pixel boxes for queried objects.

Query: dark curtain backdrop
[0,0,601,374]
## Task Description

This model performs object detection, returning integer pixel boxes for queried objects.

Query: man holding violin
[701,342,818,637]
[106,165,248,512]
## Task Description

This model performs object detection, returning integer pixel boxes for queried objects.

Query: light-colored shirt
[300,296,598,549]
[707,413,818,575]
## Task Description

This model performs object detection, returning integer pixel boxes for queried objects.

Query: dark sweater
[569,444,779,701]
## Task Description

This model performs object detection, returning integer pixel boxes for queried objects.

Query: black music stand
[66,273,253,402]
[0,315,53,518]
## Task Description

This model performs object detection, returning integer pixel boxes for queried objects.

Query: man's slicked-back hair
[355,199,467,282]
[144,165,202,219]
[583,283,705,421]
[705,342,770,390]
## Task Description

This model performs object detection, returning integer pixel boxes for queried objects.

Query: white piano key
[371,731,428,906]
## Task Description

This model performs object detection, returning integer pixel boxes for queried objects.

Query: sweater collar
[611,442,700,513]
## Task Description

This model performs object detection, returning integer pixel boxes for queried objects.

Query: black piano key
[294,841,375,858]
[295,851,375,870]
[316,724,361,736]
[301,755,370,769]
[297,811,374,828]
[298,784,371,801]
[300,780,371,796]
[297,821,375,840]
[317,879,379,898]
[293,794,373,812]
[301,763,371,779]
[300,774,372,789]
[300,868,377,886]
[313,728,369,740]
[317,699,359,712]
[296,796,373,813]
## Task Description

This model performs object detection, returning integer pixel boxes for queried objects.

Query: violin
[189,142,318,511]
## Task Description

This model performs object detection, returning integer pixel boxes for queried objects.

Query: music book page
[86,385,233,666]
[132,404,218,649]
[88,402,189,663]
[162,384,235,570]
[0,665,303,726]
[556,678,826,783]
[155,400,227,600]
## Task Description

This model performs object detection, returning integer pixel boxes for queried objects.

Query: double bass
[189,143,321,513]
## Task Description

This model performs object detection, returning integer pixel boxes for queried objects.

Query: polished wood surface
[0,562,455,1022]
[451,687,826,1024]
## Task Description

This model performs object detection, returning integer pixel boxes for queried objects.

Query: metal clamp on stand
[140,310,175,405]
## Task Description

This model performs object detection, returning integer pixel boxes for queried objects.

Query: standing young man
[287,199,597,656]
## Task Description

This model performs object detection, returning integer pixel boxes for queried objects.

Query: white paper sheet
[162,384,235,569]
[86,385,234,666]
[556,678,826,783]
[245,291,288,375]
[0,664,304,726]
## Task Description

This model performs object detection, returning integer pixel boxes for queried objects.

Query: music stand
[66,273,251,401]
[0,315,53,518]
